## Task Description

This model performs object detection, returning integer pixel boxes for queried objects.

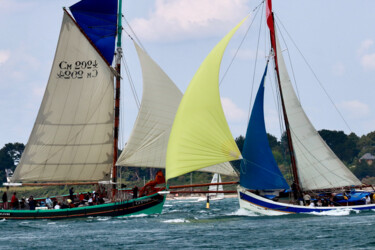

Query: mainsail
[240,64,289,190]
[275,34,361,190]
[12,11,116,183]
[166,17,248,180]
[116,42,237,177]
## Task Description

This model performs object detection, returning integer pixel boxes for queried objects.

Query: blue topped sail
[240,64,289,190]
[70,0,118,64]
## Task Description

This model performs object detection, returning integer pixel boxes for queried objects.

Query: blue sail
[240,64,289,190]
[70,0,118,64]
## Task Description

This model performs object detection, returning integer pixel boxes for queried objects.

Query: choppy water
[1,198,375,249]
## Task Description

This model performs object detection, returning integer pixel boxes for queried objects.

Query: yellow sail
[166,17,248,180]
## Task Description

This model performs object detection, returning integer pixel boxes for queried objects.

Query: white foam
[128,213,148,218]
[164,205,173,207]
[228,208,259,217]
[162,218,190,223]
[309,208,353,216]
[97,217,111,221]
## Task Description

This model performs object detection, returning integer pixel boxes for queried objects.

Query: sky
[1,0,375,148]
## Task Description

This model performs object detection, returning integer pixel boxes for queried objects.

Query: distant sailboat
[208,174,225,200]
[237,0,375,215]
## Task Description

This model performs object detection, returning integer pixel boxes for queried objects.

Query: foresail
[275,33,361,190]
[12,12,115,183]
[166,17,248,181]
[116,42,237,177]
[240,65,289,190]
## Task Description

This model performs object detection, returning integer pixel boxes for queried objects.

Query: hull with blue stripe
[237,186,375,215]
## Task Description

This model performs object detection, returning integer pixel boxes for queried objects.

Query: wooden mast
[112,0,123,198]
[266,0,301,196]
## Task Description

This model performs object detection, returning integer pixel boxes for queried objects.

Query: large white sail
[116,42,237,177]
[12,13,115,183]
[275,33,361,190]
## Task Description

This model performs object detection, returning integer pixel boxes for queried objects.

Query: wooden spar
[19,182,98,187]
[112,0,123,198]
[266,3,301,195]
[170,190,237,194]
[169,181,238,189]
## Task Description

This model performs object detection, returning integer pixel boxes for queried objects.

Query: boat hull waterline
[237,186,375,216]
[0,193,165,220]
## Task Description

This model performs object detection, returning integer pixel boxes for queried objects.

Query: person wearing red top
[10,192,18,209]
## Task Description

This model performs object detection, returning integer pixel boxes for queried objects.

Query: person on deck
[46,196,53,209]
[54,202,61,209]
[365,195,371,205]
[316,199,322,207]
[2,192,8,209]
[303,193,311,206]
[69,187,75,201]
[10,192,18,209]
[133,186,138,199]
[28,196,36,210]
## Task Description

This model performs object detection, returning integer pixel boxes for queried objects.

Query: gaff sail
[12,10,116,183]
[275,34,361,190]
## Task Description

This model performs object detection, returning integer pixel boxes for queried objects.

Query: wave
[308,208,358,216]
[162,218,190,223]
[228,208,259,217]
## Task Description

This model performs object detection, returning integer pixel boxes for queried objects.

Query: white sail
[275,33,361,190]
[12,13,115,183]
[116,42,237,177]
[208,173,224,199]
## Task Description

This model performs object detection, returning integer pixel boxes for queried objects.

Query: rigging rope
[247,3,264,122]
[274,14,352,133]
[274,21,301,102]
[219,1,263,86]
[121,56,140,109]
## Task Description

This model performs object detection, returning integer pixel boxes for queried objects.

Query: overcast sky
[1,0,375,148]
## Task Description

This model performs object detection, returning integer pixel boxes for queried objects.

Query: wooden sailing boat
[237,0,375,215]
[165,0,375,215]
[0,0,168,220]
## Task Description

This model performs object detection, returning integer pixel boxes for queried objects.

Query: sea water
[1,198,375,249]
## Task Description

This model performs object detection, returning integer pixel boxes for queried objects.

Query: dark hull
[0,193,165,220]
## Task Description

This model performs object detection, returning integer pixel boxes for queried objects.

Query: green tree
[0,143,25,183]
[318,130,359,164]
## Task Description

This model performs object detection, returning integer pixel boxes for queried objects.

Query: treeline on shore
[1,129,375,189]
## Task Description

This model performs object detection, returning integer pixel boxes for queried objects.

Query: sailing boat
[208,174,225,200]
[1,0,239,220]
[237,0,375,215]
[0,0,168,220]
[165,0,375,215]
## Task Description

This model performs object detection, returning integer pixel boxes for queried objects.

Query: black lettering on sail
[57,60,99,80]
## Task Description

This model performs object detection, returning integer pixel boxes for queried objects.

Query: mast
[266,0,301,195]
[113,0,123,196]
